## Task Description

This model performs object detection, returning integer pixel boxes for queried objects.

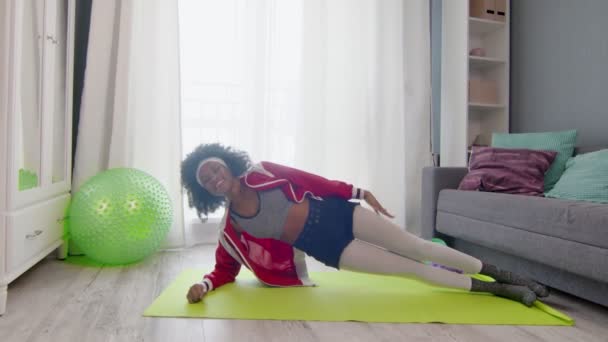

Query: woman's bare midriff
[279,197,310,245]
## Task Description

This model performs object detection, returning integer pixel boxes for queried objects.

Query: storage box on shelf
[470,0,507,22]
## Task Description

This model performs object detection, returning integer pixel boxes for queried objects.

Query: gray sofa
[421,149,608,307]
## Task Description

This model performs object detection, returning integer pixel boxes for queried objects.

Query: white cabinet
[0,0,75,315]
[440,0,510,166]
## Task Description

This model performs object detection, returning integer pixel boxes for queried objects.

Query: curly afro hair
[181,143,252,219]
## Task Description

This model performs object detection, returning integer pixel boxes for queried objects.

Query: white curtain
[403,0,433,235]
[72,0,185,248]
[180,0,431,235]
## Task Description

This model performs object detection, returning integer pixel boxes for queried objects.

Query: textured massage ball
[68,168,173,265]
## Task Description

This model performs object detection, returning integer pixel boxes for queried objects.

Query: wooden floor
[1,245,607,342]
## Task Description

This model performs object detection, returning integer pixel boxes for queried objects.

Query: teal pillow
[546,149,608,203]
[491,130,577,191]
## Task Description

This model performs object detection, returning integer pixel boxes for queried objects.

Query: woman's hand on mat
[187,283,207,303]
[363,191,394,218]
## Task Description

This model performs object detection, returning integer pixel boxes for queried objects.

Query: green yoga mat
[144,269,574,325]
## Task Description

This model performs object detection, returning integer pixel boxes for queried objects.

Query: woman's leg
[351,206,549,297]
[339,239,472,289]
[338,240,537,306]
[352,206,482,274]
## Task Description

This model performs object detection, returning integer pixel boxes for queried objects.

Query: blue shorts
[293,197,358,269]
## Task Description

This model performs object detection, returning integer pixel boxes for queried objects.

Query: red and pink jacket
[200,161,364,292]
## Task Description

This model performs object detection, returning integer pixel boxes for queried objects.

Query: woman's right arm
[187,243,242,303]
[260,161,365,200]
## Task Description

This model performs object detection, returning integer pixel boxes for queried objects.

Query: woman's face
[197,161,234,196]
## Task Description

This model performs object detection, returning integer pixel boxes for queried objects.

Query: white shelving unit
[440,0,510,166]
[469,17,505,35]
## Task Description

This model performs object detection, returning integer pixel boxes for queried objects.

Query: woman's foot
[480,263,549,298]
[471,279,537,307]
[525,282,550,298]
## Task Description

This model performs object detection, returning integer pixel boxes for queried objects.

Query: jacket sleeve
[260,161,365,200]
[202,243,242,291]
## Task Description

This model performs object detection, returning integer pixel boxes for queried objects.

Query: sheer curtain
[179,0,431,239]
[73,0,185,248]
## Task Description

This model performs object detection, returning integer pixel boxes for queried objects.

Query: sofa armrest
[420,167,468,239]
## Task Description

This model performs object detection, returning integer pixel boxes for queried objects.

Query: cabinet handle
[26,230,44,240]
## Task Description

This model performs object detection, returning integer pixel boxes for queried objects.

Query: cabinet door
[9,0,74,210]
[13,0,45,193]
[51,0,71,187]
[43,0,72,188]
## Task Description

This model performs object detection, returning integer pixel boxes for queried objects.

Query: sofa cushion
[458,146,556,196]
[436,189,608,250]
[546,149,608,204]
[491,130,577,191]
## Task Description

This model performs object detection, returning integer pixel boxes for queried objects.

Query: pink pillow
[458,146,557,196]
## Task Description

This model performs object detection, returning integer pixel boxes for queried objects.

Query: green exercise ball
[431,238,447,246]
[68,168,173,265]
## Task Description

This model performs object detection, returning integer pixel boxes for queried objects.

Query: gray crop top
[229,188,293,239]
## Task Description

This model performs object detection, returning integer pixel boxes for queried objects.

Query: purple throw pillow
[458,146,557,196]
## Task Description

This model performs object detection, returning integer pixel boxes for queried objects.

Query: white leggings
[338,206,483,290]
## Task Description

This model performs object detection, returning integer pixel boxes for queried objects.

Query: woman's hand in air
[363,191,394,218]
[187,283,208,303]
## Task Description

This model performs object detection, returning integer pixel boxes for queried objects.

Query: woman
[181,143,549,307]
